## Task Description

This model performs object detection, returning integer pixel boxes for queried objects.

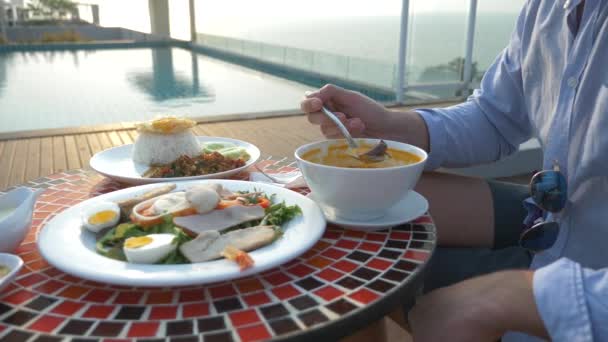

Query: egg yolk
[88,210,117,225]
[125,236,153,249]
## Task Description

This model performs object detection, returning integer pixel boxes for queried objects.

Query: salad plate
[37,179,326,287]
[90,136,260,185]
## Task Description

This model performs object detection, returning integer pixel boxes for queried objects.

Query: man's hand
[409,270,549,341]
[300,84,430,151]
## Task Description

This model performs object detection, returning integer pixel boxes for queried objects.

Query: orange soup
[302,143,422,168]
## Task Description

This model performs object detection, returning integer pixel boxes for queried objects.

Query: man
[300,0,608,340]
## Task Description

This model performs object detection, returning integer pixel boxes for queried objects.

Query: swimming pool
[0,46,309,133]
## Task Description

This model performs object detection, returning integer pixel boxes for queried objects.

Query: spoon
[321,106,388,163]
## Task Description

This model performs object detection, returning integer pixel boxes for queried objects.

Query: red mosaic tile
[314,285,343,302]
[58,285,90,299]
[403,250,430,262]
[306,255,333,269]
[51,301,85,316]
[316,268,344,282]
[209,284,237,299]
[229,309,261,327]
[15,243,37,254]
[16,273,48,287]
[390,231,411,240]
[35,280,66,295]
[27,259,51,271]
[286,264,315,278]
[366,259,392,271]
[271,284,301,300]
[235,278,264,294]
[332,260,358,273]
[178,289,205,303]
[2,283,17,294]
[237,324,272,342]
[1,289,36,305]
[344,230,366,239]
[28,315,65,333]
[146,291,174,304]
[113,292,143,305]
[349,288,380,305]
[365,233,387,242]
[60,274,82,283]
[335,239,358,250]
[0,324,5,333]
[242,292,271,307]
[21,251,43,263]
[322,231,341,240]
[359,242,382,253]
[82,289,114,303]
[263,272,292,286]
[311,240,331,251]
[300,249,318,260]
[182,302,209,318]
[82,305,115,319]
[42,268,63,278]
[149,305,178,320]
[322,248,348,260]
[127,322,159,338]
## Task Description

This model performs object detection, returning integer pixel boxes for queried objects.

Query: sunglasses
[519,162,567,253]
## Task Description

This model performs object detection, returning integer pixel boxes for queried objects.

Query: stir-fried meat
[143,152,246,178]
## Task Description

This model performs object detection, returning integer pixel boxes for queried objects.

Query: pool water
[0,47,309,133]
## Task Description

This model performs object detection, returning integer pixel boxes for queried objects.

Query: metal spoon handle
[321,106,358,149]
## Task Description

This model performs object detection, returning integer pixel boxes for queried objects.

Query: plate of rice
[90,117,260,185]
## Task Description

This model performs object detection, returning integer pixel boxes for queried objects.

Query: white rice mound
[132,130,201,165]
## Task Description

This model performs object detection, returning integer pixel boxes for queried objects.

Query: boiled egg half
[81,201,120,233]
[123,234,177,264]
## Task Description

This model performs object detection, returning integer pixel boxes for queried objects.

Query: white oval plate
[90,136,261,185]
[38,180,326,287]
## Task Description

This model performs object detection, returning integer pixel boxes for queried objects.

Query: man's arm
[416,1,533,170]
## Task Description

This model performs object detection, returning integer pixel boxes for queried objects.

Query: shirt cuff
[533,258,594,341]
[415,108,447,170]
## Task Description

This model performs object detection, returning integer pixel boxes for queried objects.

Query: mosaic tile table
[0,168,436,342]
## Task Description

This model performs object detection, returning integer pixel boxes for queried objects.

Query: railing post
[395,0,410,104]
[462,0,478,94]
[189,0,197,42]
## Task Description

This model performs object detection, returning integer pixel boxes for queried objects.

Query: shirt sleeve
[533,258,608,341]
[417,1,533,170]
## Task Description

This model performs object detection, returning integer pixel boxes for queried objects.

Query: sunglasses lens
[520,221,560,252]
[530,171,567,212]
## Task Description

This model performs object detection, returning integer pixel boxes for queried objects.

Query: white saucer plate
[89,136,260,185]
[308,190,428,232]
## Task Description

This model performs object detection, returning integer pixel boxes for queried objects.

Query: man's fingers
[301,97,323,114]
[308,111,347,125]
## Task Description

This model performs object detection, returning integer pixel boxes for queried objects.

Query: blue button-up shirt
[418,0,608,340]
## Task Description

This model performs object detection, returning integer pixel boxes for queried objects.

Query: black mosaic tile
[288,295,317,311]
[346,251,372,262]
[382,270,409,282]
[213,297,242,313]
[170,336,199,342]
[336,276,364,290]
[409,241,434,250]
[70,338,97,342]
[203,331,234,342]
[114,306,146,320]
[352,267,380,281]
[26,295,57,311]
[378,249,401,260]
[295,277,323,291]
[32,335,63,342]
[90,321,125,337]
[394,260,418,272]
[413,232,431,240]
[2,310,37,325]
[367,279,394,293]
[326,298,357,315]
[269,317,301,335]
[385,240,408,249]
[1,330,33,342]
[0,302,12,315]
[48,179,66,184]
[298,309,329,327]
[392,224,412,231]
[32,183,52,189]
[412,224,430,232]
[33,177,52,183]
[59,319,94,335]
[260,303,289,320]
[197,316,226,333]
[166,320,194,336]
[136,339,165,342]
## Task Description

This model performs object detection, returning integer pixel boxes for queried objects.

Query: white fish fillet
[173,205,265,234]
[179,226,277,262]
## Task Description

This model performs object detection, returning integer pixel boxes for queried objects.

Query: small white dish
[0,187,43,253]
[308,190,428,232]
[38,179,326,287]
[90,136,261,185]
[0,253,24,293]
